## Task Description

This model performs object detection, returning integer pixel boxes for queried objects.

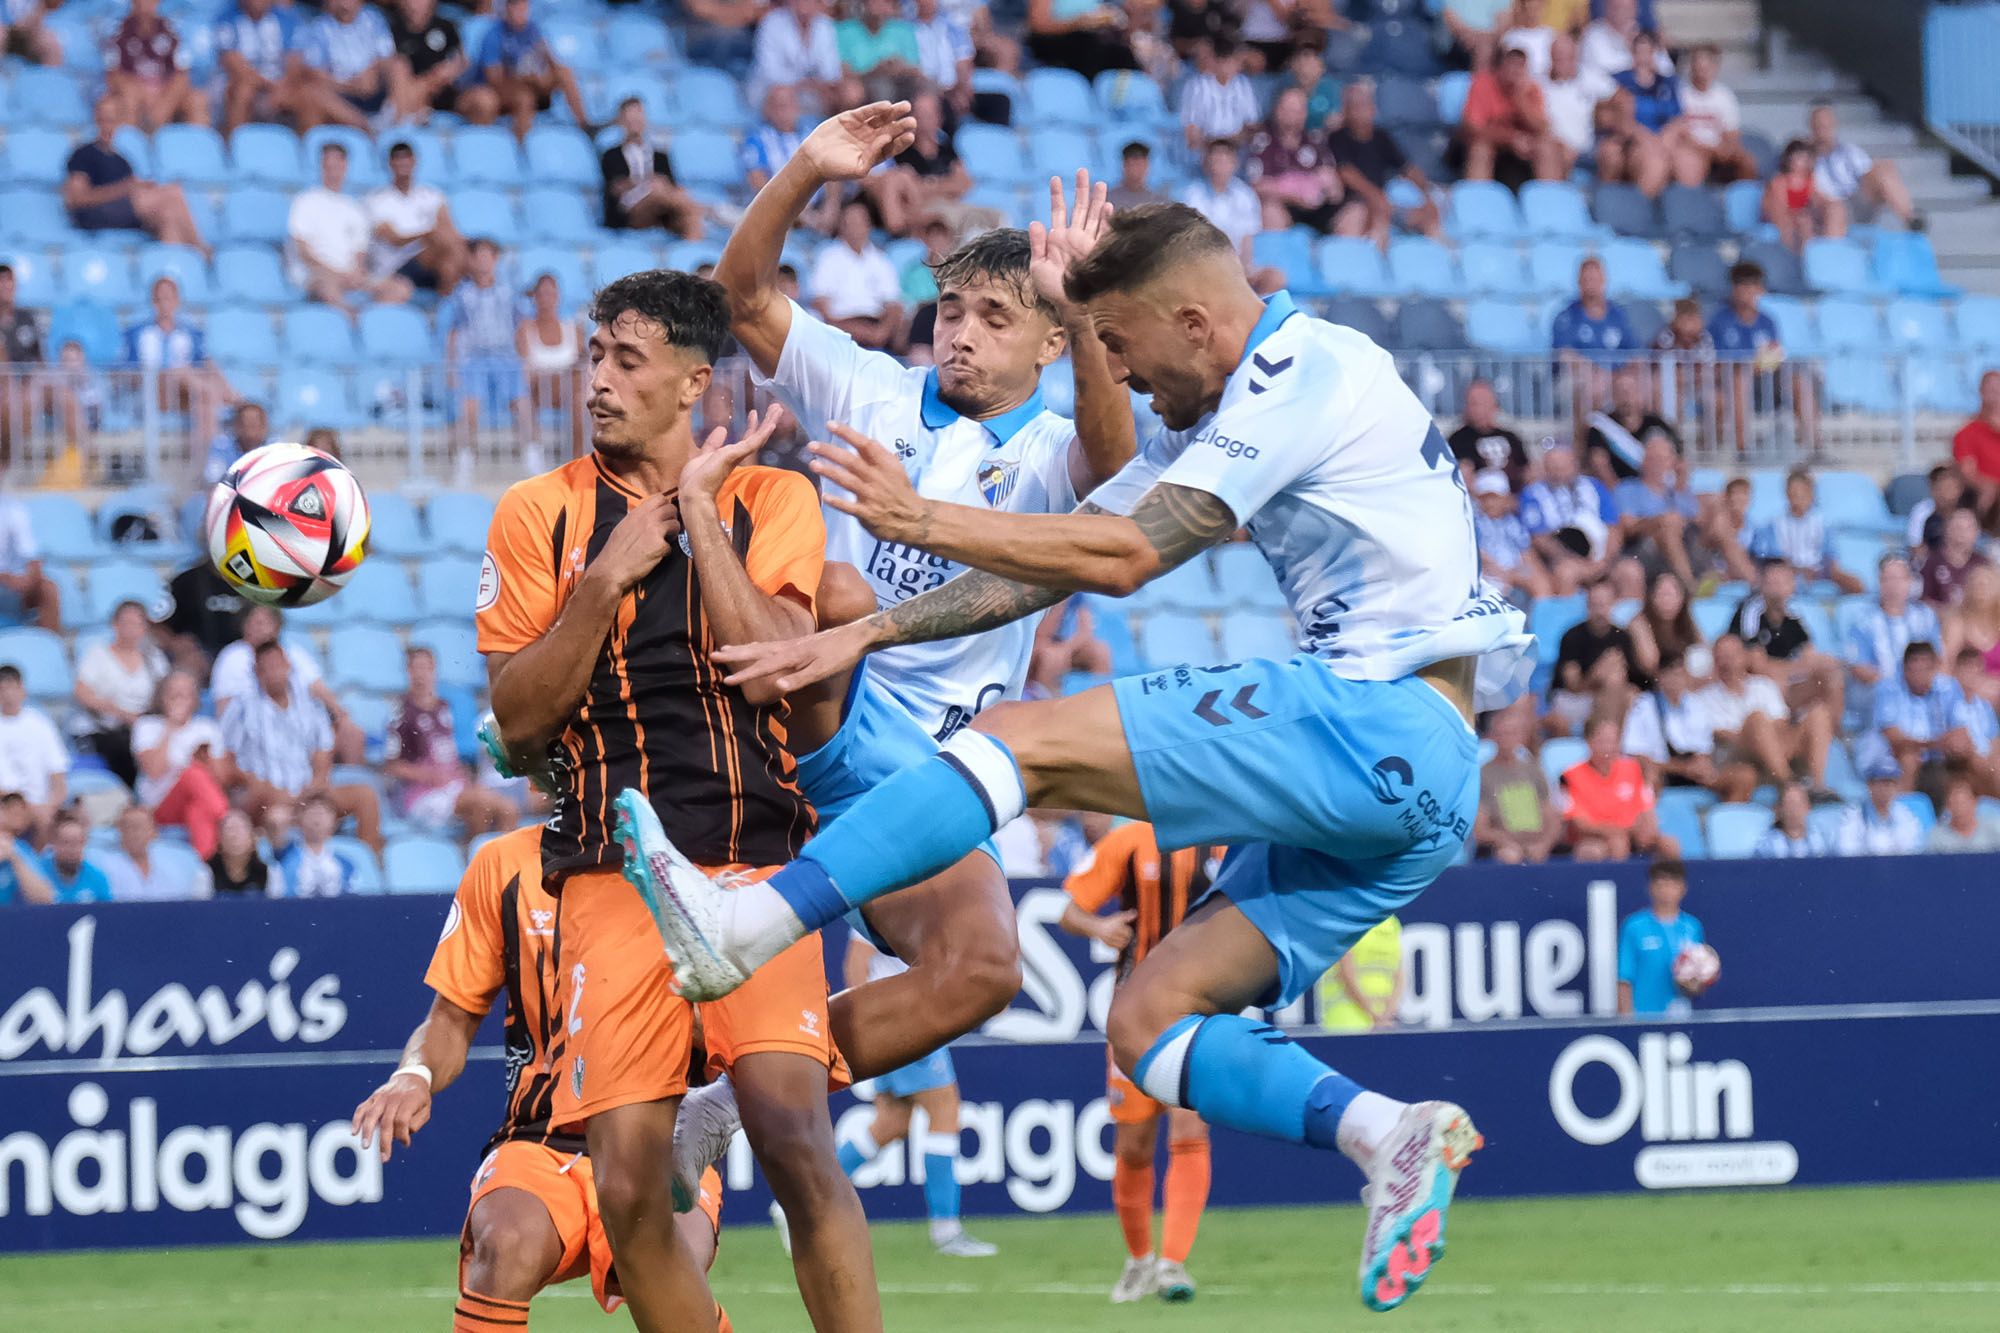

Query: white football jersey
[754,303,1084,739]
[1088,293,1535,710]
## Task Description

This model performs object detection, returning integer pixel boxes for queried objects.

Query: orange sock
[1112,1157,1156,1259]
[454,1289,530,1331]
[717,1302,733,1333]
[1161,1138,1211,1264]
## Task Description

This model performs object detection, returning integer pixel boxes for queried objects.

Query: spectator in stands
[1837,757,1926,855]
[1952,644,2000,765]
[0,482,60,631]
[1847,554,1942,696]
[1595,83,1672,200]
[1651,296,1714,423]
[1326,80,1444,244]
[1028,0,1140,80]
[64,98,210,256]
[105,804,213,901]
[1315,916,1403,1032]
[1698,630,1830,796]
[2,0,62,66]
[890,90,974,232]
[1623,649,1750,800]
[1609,28,1678,132]
[1613,434,1700,592]
[1948,566,2000,697]
[1752,780,1832,857]
[0,792,54,905]
[600,97,704,239]
[1912,463,1972,560]
[72,599,169,789]
[1499,0,1556,79]
[211,605,359,756]
[1439,0,1514,70]
[368,141,468,296]
[1563,711,1678,861]
[38,812,113,903]
[291,0,409,132]
[1474,471,1552,601]
[134,669,228,857]
[518,272,585,458]
[899,219,954,362]
[124,275,233,443]
[1449,379,1531,492]
[1538,33,1607,179]
[277,793,362,897]
[1181,39,1261,152]
[385,646,519,836]
[1762,138,1846,252]
[752,0,848,114]
[440,238,531,457]
[1578,0,1662,87]
[809,200,906,351]
[1709,260,1815,454]
[213,0,301,133]
[0,262,48,456]
[1674,43,1755,184]
[1550,580,1633,735]
[203,401,267,485]
[1809,101,1919,231]
[1732,558,1846,736]
[209,808,284,895]
[1244,87,1344,235]
[1284,44,1342,132]
[154,557,243,674]
[1867,640,1971,798]
[683,0,764,68]
[913,0,975,116]
[220,640,382,850]
[745,84,806,198]
[1107,141,1166,211]
[290,144,413,315]
[1474,699,1561,863]
[0,663,68,837]
[1028,598,1115,696]
[1167,0,1238,63]
[1921,506,1992,609]
[389,0,494,127]
[1930,773,2000,852]
[1696,474,1759,586]
[1627,570,1707,685]
[838,0,923,103]
[1586,362,1677,484]
[1750,468,1863,594]
[1953,370,2000,533]
[1456,45,1562,189]
[106,0,209,131]
[475,0,589,141]
[1520,438,1622,594]
[1616,860,1704,1017]
[1554,259,1638,426]
[1181,139,1284,296]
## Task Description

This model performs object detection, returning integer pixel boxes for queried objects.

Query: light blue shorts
[875,1045,957,1099]
[793,665,1000,953]
[1112,653,1480,1009]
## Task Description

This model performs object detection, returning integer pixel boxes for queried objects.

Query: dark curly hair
[930,228,1056,323]
[590,269,730,365]
[1063,203,1232,305]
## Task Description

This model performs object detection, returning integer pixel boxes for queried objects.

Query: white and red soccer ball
[1673,942,1721,993]
[205,442,370,607]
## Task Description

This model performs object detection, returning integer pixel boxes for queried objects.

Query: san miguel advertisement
[4,856,1998,1251]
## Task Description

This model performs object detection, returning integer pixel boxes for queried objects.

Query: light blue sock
[920,1136,961,1225]
[1133,1014,1364,1149]
[836,1141,869,1177]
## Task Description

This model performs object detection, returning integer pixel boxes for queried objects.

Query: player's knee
[465,1200,559,1298]
[751,1119,847,1212]
[589,1158,669,1236]
[1105,985,1174,1076]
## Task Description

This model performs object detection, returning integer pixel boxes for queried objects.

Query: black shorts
[1284,200,1342,234]
[396,256,443,290]
[341,87,388,117]
[73,200,144,231]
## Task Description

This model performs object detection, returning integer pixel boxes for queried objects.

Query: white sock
[720,876,810,971]
[1336,1091,1409,1168]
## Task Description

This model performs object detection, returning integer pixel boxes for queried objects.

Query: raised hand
[1029,168,1114,312]
[801,101,919,183]
[681,404,789,506]
[808,423,930,545]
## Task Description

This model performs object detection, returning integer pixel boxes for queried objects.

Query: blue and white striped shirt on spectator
[297,7,394,83]
[1871,673,1966,759]
[1845,601,1941,678]
[1956,693,1999,754]
[438,281,522,359]
[1181,72,1261,144]
[1813,142,1873,201]
[1752,509,1828,572]
[1475,510,1533,571]
[123,320,205,369]
[214,4,295,81]
[743,124,804,181]
[1753,825,1833,858]
[220,679,335,797]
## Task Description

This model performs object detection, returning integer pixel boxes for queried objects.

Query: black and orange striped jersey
[477,455,823,878]
[424,826,580,1158]
[1063,822,1226,983]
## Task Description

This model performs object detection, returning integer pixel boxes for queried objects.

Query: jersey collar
[1241,290,1300,362]
[919,369,1047,446]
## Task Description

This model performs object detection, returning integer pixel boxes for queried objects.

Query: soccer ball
[1673,943,1721,993]
[205,442,370,607]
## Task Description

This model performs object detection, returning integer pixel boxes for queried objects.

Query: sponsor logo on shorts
[799,1008,821,1038]
[1370,756,1413,805]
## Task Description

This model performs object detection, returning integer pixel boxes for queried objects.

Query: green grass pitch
[4,1183,1997,1332]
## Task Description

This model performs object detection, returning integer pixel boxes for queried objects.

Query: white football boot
[1357,1101,1482,1313]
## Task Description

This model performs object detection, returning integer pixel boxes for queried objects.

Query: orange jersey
[425,825,581,1157]
[478,455,824,880]
[1063,822,1226,982]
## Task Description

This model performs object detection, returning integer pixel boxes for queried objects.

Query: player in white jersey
[620,202,1536,1313]
[666,104,1135,1156]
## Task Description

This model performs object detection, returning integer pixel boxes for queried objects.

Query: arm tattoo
[1128,483,1239,569]
[871,503,1110,649]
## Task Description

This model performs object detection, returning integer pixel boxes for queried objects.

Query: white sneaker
[614,790,751,1001]
[1111,1255,1157,1303]
[672,1075,739,1213]
[931,1227,997,1258]
[1357,1101,1482,1313]
[769,1201,793,1257]
[1154,1259,1195,1303]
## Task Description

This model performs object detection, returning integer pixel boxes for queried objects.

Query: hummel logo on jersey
[1252,352,1293,377]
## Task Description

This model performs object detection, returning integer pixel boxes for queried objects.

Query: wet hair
[1064,203,1234,305]
[590,268,730,365]
[929,228,1054,322]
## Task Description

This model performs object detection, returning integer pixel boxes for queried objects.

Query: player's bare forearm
[486,573,624,748]
[681,500,815,656]
[1057,902,1095,938]
[1063,312,1136,493]
[402,994,484,1094]
[714,158,815,374]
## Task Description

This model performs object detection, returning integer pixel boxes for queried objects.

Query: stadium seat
[524,128,598,190]
[1660,185,1726,243]
[1323,296,1396,346]
[1803,238,1883,296]
[591,240,657,291]
[1376,75,1439,131]
[229,124,305,187]
[1656,797,1707,858]
[664,240,723,273]
[1593,183,1659,238]
[1212,543,1287,611]
[282,305,360,365]
[1317,237,1393,296]
[328,626,409,693]
[385,836,467,894]
[21,495,101,561]
[1459,241,1532,297]
[449,189,522,245]
[1024,67,1097,126]
[214,245,293,305]
[11,68,88,126]
[956,125,1031,187]
[1028,128,1096,186]
[1741,240,1808,297]
[426,492,495,556]
[1602,237,1682,300]
[1136,611,1217,667]
[149,124,228,187]
[1904,358,1972,415]
[522,187,597,243]
[606,12,676,65]
[137,244,212,307]
[515,246,590,307]
[2,127,74,187]
[0,188,66,244]
[1816,298,1884,352]
[540,16,603,70]
[1761,296,1821,356]
[1873,231,1955,299]
[452,126,524,187]
[85,561,165,624]
[304,127,383,189]
[1387,237,1458,297]
[1623,300,1667,348]
[357,305,435,362]
[0,628,68,699]
[1251,230,1323,295]
[322,836,384,893]
[1093,69,1169,122]
[1528,594,1584,665]
[667,130,742,189]
[1669,242,1732,299]
[0,249,57,307]
[1528,240,1590,297]
[1395,298,1468,351]
[221,188,292,244]
[1435,70,1473,126]
[1723,179,1764,234]
[1219,610,1295,660]
[675,67,751,129]
[1955,295,2000,354]
[340,562,421,626]
[110,127,154,178]
[1129,556,1221,614]
[1826,356,1898,413]
[362,491,428,559]
[410,620,483,691]
[1883,298,1954,351]
[1691,596,1737,642]
[275,369,359,430]
[1539,737,1588,791]
[1367,18,1440,78]
[45,300,122,366]
[61,246,140,306]
[1466,301,1539,353]
[206,305,277,368]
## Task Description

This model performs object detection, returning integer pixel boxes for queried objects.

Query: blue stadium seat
[384,836,467,894]
[1655,787,1714,847]
[1212,542,1286,611]
[1803,238,1882,296]
[524,128,598,189]
[206,305,277,367]
[1807,802,1851,848]
[215,245,293,304]
[137,244,211,306]
[45,300,120,365]
[11,68,88,126]
[61,246,140,306]
[1669,242,1731,299]
[1723,179,1764,235]
[1816,297,1884,352]
[150,124,228,186]
[410,620,483,692]
[1025,67,1097,126]
[282,305,360,365]
[449,189,522,246]
[1602,238,1682,300]
[1028,127,1095,185]
[1366,19,1440,78]
[1528,241,1587,297]
[1529,594,1584,664]
[675,67,751,129]
[1903,358,1972,415]
[363,491,428,559]
[230,124,305,187]
[110,127,155,178]
[1659,185,1726,244]
[1219,610,1295,660]
[1394,298,1467,351]
[606,12,676,65]
[0,188,66,244]
[1447,181,1522,241]
[1376,75,1439,131]
[334,561,420,626]
[1387,237,1458,297]
[1882,297,1953,352]
[425,492,496,556]
[1317,236,1392,296]
[1251,230,1323,295]
[540,16,604,71]
[1741,240,1808,297]
[664,240,723,273]
[222,188,292,244]
[1435,70,1473,126]
[1458,242,1531,297]
[358,305,435,362]
[1691,596,1736,641]
[1656,795,1707,858]
[515,245,590,307]
[592,240,657,290]
[329,626,408,692]
[668,130,742,189]
[452,126,524,187]
[1093,70,1169,123]
[2,128,75,185]
[1540,737,1588,791]
[304,127,383,189]
[1826,355,1898,412]
[323,836,386,893]
[84,561,164,624]
[0,627,68,698]
[956,125,1031,187]
[1873,231,1954,299]
[1831,532,1887,586]
[20,496,98,564]
[1466,300,1539,353]
[1761,295,1820,356]
[1129,557,1220,613]
[523,187,596,243]
[0,249,57,306]
[1323,297,1396,346]
[1593,183,1658,238]
[1955,296,2000,353]
[1137,611,1217,667]
[276,369,359,429]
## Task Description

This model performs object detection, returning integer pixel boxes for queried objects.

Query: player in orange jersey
[478,270,877,1332]
[1061,821,1226,1305]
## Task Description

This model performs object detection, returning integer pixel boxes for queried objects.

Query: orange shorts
[699,930,851,1089]
[1107,1044,1162,1125]
[549,867,694,1124]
